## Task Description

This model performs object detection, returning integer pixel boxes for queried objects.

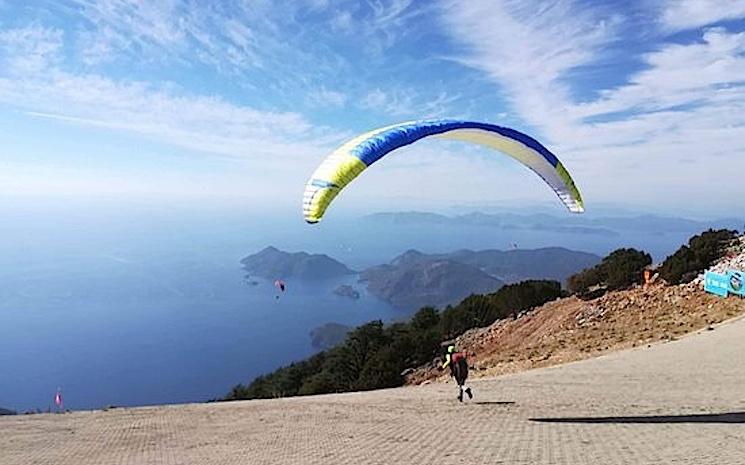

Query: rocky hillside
[407,236,745,385]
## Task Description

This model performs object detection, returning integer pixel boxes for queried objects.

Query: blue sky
[1,0,744,216]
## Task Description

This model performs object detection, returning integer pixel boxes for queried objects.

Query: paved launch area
[3,317,745,465]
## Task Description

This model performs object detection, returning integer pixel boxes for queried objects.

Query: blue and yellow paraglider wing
[302,119,584,224]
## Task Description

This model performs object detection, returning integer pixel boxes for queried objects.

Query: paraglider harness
[443,348,469,386]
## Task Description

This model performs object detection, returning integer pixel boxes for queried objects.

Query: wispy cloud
[325,0,426,57]
[439,0,745,207]
[0,25,341,160]
[0,2,451,203]
[574,28,745,121]
[361,87,460,118]
[440,0,620,138]
[71,0,263,70]
[307,87,348,108]
[58,0,436,117]
[0,25,63,74]
[659,0,745,31]
[67,0,424,79]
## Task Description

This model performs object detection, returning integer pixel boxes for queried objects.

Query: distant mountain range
[243,245,600,311]
[365,211,744,236]
[241,246,354,279]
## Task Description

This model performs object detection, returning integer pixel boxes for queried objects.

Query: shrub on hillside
[659,229,738,284]
[568,248,652,298]
[439,280,563,339]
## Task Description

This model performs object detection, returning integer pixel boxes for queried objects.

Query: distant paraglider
[274,279,286,299]
[54,387,63,413]
[303,119,584,224]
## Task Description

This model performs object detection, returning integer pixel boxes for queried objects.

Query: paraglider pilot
[442,345,472,402]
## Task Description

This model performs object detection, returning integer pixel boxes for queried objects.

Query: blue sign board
[704,271,730,297]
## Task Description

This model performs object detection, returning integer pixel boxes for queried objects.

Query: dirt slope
[407,236,745,385]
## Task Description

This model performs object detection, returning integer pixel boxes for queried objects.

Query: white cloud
[330,10,354,32]
[575,28,745,119]
[322,0,427,59]
[67,0,422,78]
[361,87,459,117]
[440,0,620,139]
[307,87,348,108]
[73,0,186,64]
[0,25,342,162]
[368,0,414,25]
[439,0,745,209]
[69,1,300,73]
[0,25,63,74]
[660,0,745,31]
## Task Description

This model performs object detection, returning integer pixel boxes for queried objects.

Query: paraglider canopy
[274,280,286,292]
[302,119,584,223]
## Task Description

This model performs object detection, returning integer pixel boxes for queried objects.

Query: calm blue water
[0,200,718,412]
[0,203,404,412]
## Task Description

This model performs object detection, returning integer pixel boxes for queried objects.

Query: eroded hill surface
[407,237,745,385]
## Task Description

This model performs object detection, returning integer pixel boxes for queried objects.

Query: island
[310,323,351,350]
[333,284,360,299]
[241,246,354,280]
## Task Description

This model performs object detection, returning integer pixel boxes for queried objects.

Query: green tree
[568,248,651,297]
[604,248,652,289]
[659,229,738,284]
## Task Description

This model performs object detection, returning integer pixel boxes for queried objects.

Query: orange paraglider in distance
[274,279,286,299]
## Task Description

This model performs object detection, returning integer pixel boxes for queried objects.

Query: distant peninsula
[241,246,354,280]
[360,250,504,310]
[0,407,16,416]
[359,248,601,310]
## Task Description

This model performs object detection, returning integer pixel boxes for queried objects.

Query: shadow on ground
[473,401,516,406]
[530,411,745,424]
